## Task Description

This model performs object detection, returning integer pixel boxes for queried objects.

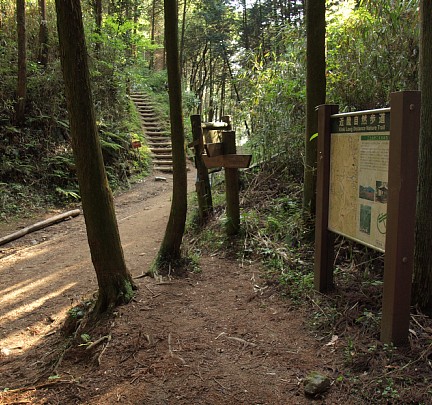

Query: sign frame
[314,91,421,344]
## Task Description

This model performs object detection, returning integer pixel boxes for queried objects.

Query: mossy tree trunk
[413,0,432,313]
[302,0,326,218]
[55,0,135,315]
[156,0,188,270]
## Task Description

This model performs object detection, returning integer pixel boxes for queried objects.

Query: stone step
[154,166,173,172]
[150,147,172,154]
[146,130,170,135]
[132,93,174,171]
[147,136,171,142]
[153,160,173,166]
[131,95,151,101]
[152,154,172,160]
[148,142,172,148]
[138,108,156,113]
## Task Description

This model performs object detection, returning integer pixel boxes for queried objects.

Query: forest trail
[0,169,347,404]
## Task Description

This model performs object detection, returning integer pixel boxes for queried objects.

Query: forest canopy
[0,0,419,217]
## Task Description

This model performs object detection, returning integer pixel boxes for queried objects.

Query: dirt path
[0,170,348,404]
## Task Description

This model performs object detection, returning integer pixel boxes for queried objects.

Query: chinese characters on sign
[328,111,390,252]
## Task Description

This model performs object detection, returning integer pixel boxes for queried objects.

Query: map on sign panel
[328,112,390,252]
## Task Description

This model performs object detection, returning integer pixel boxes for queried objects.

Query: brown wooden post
[222,130,240,235]
[314,104,339,292]
[191,114,213,223]
[381,91,421,344]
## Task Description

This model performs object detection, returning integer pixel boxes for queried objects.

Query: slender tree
[302,0,326,217]
[413,0,432,313]
[55,0,135,315]
[15,0,26,125]
[179,0,187,76]
[149,0,157,70]
[93,0,103,54]
[37,0,48,67]
[155,0,188,270]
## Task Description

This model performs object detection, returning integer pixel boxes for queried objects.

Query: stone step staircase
[130,93,173,173]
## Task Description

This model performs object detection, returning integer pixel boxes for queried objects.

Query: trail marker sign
[314,91,420,344]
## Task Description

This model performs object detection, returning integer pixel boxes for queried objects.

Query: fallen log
[0,209,81,246]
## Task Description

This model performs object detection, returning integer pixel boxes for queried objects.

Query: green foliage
[326,0,419,109]
[236,27,306,173]
[0,2,155,219]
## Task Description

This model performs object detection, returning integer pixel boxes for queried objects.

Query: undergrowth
[185,155,432,403]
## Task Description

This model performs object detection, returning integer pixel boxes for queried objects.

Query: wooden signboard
[202,154,252,169]
[314,91,420,344]
[205,143,224,157]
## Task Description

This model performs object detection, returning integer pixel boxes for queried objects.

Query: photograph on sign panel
[359,184,375,201]
[359,204,372,235]
[375,181,388,203]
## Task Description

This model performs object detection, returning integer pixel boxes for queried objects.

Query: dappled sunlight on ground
[0,241,53,265]
[0,219,95,354]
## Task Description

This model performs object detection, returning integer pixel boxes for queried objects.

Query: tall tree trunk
[37,0,48,67]
[208,50,214,122]
[55,0,135,315]
[220,67,226,118]
[302,0,326,217]
[179,0,187,76]
[413,0,432,313]
[156,0,188,270]
[15,0,26,125]
[94,0,102,54]
[149,0,156,70]
[258,0,265,59]
[131,0,139,57]
[241,0,250,50]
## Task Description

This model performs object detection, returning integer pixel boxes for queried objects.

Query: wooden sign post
[191,115,213,223]
[314,91,420,345]
[222,130,240,235]
[189,115,252,235]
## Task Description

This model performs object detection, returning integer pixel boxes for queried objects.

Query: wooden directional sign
[202,154,252,169]
[205,143,224,157]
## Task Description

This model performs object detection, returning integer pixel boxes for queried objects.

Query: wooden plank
[202,154,252,169]
[380,91,420,345]
[205,143,224,157]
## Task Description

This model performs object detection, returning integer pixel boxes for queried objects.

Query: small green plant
[376,378,399,400]
[343,338,356,365]
[80,333,92,345]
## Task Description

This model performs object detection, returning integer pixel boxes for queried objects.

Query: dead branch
[86,334,111,351]
[225,336,257,347]
[168,333,186,364]
[0,209,80,246]
[96,335,112,366]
